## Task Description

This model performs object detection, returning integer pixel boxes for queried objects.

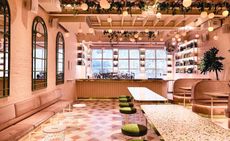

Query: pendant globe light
[81,3,88,11]
[100,0,110,9]
[200,11,208,18]
[222,10,229,17]
[182,0,192,8]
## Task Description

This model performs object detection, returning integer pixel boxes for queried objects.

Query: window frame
[0,0,10,97]
[32,16,48,91]
[56,32,65,85]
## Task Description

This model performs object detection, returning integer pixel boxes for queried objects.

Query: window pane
[146,69,156,78]
[145,49,155,58]
[156,60,166,69]
[103,49,113,59]
[119,60,128,69]
[119,49,128,59]
[130,69,139,79]
[103,60,113,68]
[92,49,102,59]
[156,69,166,78]
[92,60,102,68]
[145,60,155,68]
[156,49,166,59]
[130,50,139,59]
[130,60,139,69]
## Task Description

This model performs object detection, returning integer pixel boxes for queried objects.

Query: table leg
[183,91,186,107]
[211,97,213,120]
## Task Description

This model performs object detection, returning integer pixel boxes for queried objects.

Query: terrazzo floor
[20,99,160,141]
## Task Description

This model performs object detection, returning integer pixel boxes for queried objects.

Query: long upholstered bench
[0,89,72,141]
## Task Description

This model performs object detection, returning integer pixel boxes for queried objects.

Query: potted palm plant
[198,47,225,80]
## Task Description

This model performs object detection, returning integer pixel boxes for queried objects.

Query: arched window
[0,0,10,97]
[56,32,65,85]
[32,16,48,90]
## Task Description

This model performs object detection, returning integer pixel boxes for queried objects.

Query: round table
[72,103,86,108]
[43,125,66,141]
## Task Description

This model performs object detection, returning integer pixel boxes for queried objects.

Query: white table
[73,103,86,108]
[43,125,66,141]
[204,92,229,120]
[141,105,230,141]
[128,87,167,102]
[179,87,192,106]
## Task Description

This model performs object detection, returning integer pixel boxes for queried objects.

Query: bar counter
[75,79,168,98]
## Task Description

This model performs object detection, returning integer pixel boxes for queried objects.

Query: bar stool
[119,102,134,107]
[119,97,132,102]
[120,107,137,124]
[121,124,148,140]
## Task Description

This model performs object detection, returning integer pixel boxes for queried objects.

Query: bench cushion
[18,111,54,127]
[15,97,40,117]
[0,104,16,131]
[0,124,33,141]
[40,91,61,106]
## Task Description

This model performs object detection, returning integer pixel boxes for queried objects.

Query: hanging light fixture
[81,3,88,11]
[208,13,215,19]
[195,34,200,38]
[122,10,128,16]
[213,35,219,40]
[108,29,113,33]
[200,11,208,18]
[100,0,110,9]
[160,38,164,41]
[156,12,162,19]
[78,23,82,33]
[134,34,139,38]
[89,28,94,33]
[182,0,192,8]
[208,21,214,32]
[222,10,229,17]
[145,29,149,33]
[138,37,142,41]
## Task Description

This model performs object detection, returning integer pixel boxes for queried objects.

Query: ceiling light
[222,10,229,17]
[160,38,164,41]
[119,37,123,41]
[108,29,113,33]
[200,11,208,18]
[213,35,218,40]
[208,13,215,19]
[107,17,112,23]
[208,26,214,32]
[100,0,110,9]
[156,12,162,19]
[175,34,180,39]
[145,29,149,33]
[195,34,200,38]
[183,0,192,8]
[134,34,139,38]
[81,3,88,11]
[89,28,94,33]
[177,38,181,42]
[172,38,176,41]
[138,37,142,41]
[123,10,128,16]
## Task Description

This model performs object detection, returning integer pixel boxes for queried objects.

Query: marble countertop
[141,105,230,141]
[128,87,167,101]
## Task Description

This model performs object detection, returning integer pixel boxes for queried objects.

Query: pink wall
[0,0,77,106]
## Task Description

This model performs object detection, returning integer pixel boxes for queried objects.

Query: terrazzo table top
[128,87,167,102]
[141,105,230,141]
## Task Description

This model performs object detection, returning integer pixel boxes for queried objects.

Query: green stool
[121,124,147,139]
[120,107,137,123]
[119,102,134,108]
[119,97,131,102]
[119,95,132,99]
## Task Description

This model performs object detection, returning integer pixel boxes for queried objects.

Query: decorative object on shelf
[77,45,85,66]
[103,30,156,42]
[60,1,229,15]
[199,47,224,80]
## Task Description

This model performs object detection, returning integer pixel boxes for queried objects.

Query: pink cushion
[18,111,54,127]
[40,91,59,105]
[0,124,33,141]
[43,100,71,113]
[15,97,40,117]
[0,104,16,126]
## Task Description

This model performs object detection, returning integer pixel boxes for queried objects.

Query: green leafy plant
[198,47,225,80]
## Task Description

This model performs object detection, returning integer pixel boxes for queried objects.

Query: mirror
[56,32,65,85]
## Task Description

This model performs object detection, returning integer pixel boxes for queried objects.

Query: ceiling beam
[132,16,137,26]
[164,16,176,26]
[142,17,149,27]
[96,16,101,26]
[121,16,124,26]
[153,19,160,27]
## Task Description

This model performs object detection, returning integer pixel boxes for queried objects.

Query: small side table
[43,125,66,141]
[73,103,86,108]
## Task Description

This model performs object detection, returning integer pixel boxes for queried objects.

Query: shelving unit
[77,45,86,66]
[113,48,118,72]
[167,54,173,79]
[175,39,198,74]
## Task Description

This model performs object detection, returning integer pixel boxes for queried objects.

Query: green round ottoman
[119,102,134,107]
[121,124,148,137]
[120,107,137,114]
[119,95,132,99]
[119,97,131,102]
